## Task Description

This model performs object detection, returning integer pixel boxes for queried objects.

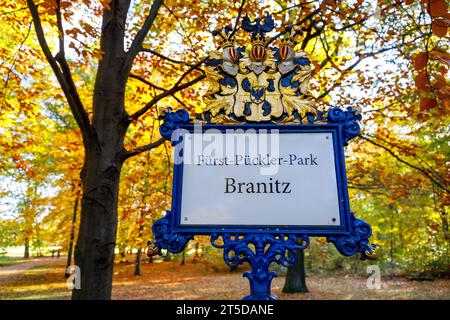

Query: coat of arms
[201,14,318,123]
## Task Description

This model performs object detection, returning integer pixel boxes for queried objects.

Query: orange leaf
[433,13,450,27]
[434,74,447,89]
[430,48,450,65]
[443,99,450,110]
[420,97,437,111]
[413,52,428,69]
[432,22,448,37]
[414,71,428,89]
[429,0,448,18]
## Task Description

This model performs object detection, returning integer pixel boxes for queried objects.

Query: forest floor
[0,257,449,300]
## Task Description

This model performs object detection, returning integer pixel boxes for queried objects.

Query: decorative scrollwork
[327,212,377,260]
[150,210,193,254]
[159,108,191,141]
[326,106,362,145]
[211,233,310,300]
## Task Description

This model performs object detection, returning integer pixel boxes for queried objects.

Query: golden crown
[221,39,235,48]
[251,34,265,47]
[212,27,235,49]
[281,36,295,47]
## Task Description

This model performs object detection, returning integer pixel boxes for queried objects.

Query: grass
[0,256,35,267]
[0,257,449,300]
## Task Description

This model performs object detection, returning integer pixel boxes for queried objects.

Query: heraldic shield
[201,14,318,123]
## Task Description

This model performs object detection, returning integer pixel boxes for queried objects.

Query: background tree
[283,248,308,293]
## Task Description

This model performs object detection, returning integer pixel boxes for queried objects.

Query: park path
[0,257,65,286]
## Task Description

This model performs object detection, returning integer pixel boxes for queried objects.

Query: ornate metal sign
[149,14,376,300]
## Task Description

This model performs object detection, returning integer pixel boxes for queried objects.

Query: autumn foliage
[0,0,448,296]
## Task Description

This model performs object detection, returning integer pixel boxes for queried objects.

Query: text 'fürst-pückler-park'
[196,153,319,194]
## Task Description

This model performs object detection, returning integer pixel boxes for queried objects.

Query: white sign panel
[178,131,341,227]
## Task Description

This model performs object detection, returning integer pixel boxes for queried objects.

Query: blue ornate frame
[150,106,376,300]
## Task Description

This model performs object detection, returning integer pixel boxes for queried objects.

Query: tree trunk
[24,237,29,258]
[72,4,129,300]
[35,229,42,257]
[27,0,165,301]
[134,219,145,275]
[180,251,185,266]
[282,249,308,294]
[66,192,79,278]
[71,142,124,299]
[134,249,142,276]
[193,242,200,263]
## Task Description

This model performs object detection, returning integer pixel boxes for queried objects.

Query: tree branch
[129,74,206,122]
[317,58,363,99]
[139,48,207,73]
[162,2,197,57]
[2,21,32,106]
[266,7,321,46]
[123,137,166,159]
[360,135,449,194]
[124,0,164,74]
[129,73,165,91]
[317,45,401,99]
[311,34,343,76]
[129,73,188,107]
[54,0,87,131]
[26,0,91,140]
[172,56,208,89]
[364,132,444,183]
[128,56,208,122]
[140,48,187,65]
[0,5,30,17]
[230,0,246,38]
[55,0,64,56]
[330,17,369,32]
[301,20,325,50]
